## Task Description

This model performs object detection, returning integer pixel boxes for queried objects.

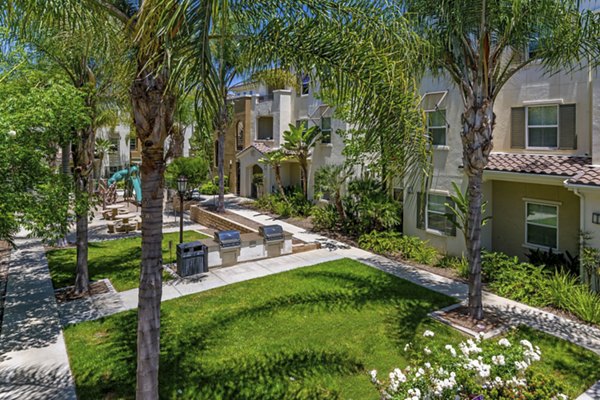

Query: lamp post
[177,175,188,244]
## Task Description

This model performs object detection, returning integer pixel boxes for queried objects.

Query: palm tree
[6,1,431,397]
[402,0,600,320]
[314,164,350,223]
[281,123,321,199]
[95,138,116,178]
[260,149,290,201]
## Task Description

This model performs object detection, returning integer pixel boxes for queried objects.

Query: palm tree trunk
[462,97,495,321]
[131,69,174,400]
[217,129,225,213]
[274,164,287,201]
[300,161,308,199]
[334,190,345,223]
[73,125,96,294]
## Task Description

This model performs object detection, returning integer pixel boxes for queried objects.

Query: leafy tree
[260,149,290,202]
[165,157,209,191]
[281,123,321,199]
[402,0,600,319]
[94,137,116,178]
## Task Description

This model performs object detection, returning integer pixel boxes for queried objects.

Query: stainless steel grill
[258,225,284,243]
[214,230,242,248]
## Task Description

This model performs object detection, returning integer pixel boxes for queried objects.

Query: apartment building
[403,54,600,265]
[218,77,349,199]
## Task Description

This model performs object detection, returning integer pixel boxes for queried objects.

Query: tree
[5,1,430,397]
[402,0,600,319]
[281,123,321,199]
[260,149,290,201]
[314,164,350,223]
[165,156,209,191]
[94,138,116,178]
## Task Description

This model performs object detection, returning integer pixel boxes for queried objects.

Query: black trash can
[176,241,208,277]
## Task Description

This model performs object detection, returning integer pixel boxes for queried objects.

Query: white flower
[498,338,511,347]
[404,343,411,352]
[370,369,378,383]
[514,360,529,370]
[492,355,506,366]
[424,347,432,355]
[423,330,435,337]
[520,339,534,351]
[424,362,431,369]
[445,344,457,357]
[553,394,568,400]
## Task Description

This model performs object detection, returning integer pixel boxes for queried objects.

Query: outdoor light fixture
[177,175,188,243]
[593,212,600,225]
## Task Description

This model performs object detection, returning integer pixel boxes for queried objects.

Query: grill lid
[259,225,284,241]
[214,230,242,247]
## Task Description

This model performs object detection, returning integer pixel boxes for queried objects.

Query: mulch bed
[55,280,111,303]
[438,305,510,335]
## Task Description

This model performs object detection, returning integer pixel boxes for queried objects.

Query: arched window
[236,121,244,151]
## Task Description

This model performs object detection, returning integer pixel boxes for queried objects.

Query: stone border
[429,302,511,339]
[54,278,118,301]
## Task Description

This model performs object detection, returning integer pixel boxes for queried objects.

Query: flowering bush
[371,330,568,399]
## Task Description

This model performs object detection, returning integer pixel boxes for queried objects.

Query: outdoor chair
[102,210,113,220]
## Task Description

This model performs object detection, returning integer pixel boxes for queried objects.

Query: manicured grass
[47,231,209,292]
[63,259,600,399]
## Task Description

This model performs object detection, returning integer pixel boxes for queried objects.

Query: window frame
[256,116,274,140]
[526,105,559,150]
[129,138,137,151]
[426,192,451,235]
[425,109,447,147]
[524,201,559,250]
[301,74,310,96]
[320,117,332,144]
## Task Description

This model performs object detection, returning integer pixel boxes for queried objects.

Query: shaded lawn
[47,231,208,292]
[64,259,600,399]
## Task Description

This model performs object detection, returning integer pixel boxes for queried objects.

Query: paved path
[0,239,76,400]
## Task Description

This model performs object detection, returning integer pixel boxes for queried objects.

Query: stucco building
[403,48,600,272]
[219,77,349,199]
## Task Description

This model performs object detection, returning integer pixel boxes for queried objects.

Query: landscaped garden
[47,231,209,292]
[64,259,600,399]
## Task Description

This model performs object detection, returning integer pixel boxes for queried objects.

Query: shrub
[371,330,567,400]
[437,256,469,278]
[489,262,551,307]
[253,191,312,218]
[526,247,579,275]
[547,272,600,325]
[481,251,521,283]
[199,181,218,195]
[358,231,439,265]
[312,204,339,231]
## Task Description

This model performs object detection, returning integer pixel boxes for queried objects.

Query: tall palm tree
[401,0,600,320]
[5,1,431,397]
[260,149,290,201]
[281,123,320,199]
[95,137,116,177]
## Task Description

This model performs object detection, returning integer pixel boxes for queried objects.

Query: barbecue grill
[258,225,284,243]
[214,230,242,248]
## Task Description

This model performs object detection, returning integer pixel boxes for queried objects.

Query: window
[321,117,332,144]
[426,110,447,146]
[527,105,558,148]
[528,36,540,60]
[296,119,308,129]
[129,138,136,151]
[301,74,310,96]
[236,121,244,151]
[257,117,273,140]
[526,202,558,249]
[417,192,456,236]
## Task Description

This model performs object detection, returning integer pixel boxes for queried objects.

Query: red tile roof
[237,142,273,156]
[485,153,591,177]
[568,168,600,187]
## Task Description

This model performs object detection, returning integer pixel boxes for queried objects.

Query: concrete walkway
[0,239,76,400]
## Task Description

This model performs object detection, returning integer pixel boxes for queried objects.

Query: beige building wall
[491,180,580,259]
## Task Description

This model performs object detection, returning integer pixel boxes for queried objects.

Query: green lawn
[64,259,600,399]
[47,231,209,292]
